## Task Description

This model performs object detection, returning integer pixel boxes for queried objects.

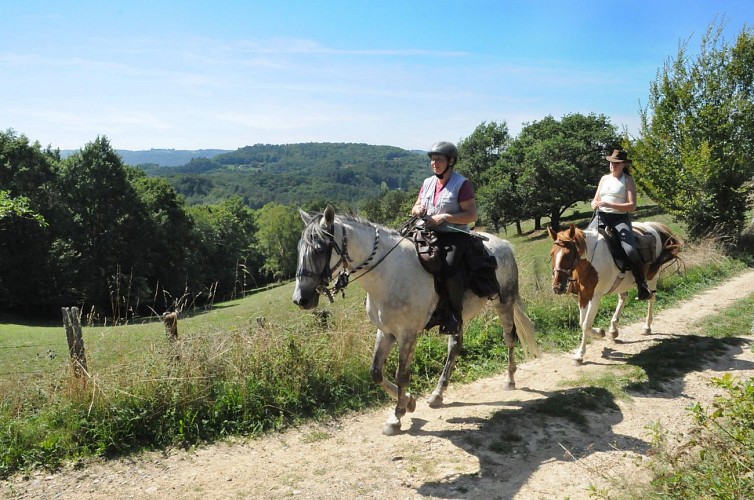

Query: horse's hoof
[609,329,619,340]
[588,328,605,339]
[642,327,652,336]
[382,423,401,436]
[427,393,443,408]
[504,382,516,391]
[573,358,584,366]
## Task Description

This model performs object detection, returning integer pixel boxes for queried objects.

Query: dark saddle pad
[405,224,499,299]
[599,226,657,272]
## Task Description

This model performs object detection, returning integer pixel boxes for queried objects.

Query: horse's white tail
[514,298,541,358]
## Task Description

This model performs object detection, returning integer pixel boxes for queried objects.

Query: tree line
[0,133,306,321]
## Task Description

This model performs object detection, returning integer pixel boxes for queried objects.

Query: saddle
[403,221,500,300]
[599,226,657,272]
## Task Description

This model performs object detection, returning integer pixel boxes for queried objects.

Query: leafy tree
[359,188,414,227]
[0,130,59,314]
[633,22,754,241]
[187,197,258,299]
[456,121,511,187]
[0,190,45,226]
[512,114,619,230]
[54,136,149,317]
[476,164,528,234]
[127,169,198,308]
[254,203,304,281]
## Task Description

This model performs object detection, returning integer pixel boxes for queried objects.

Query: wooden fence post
[62,307,88,378]
[162,311,180,361]
[162,311,178,341]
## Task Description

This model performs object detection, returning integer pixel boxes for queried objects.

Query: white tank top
[599,173,627,214]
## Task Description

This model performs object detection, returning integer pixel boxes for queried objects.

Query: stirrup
[439,312,461,335]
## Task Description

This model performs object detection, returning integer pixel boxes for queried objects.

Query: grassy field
[0,202,750,479]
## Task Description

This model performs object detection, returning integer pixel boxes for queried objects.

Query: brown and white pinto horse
[548,222,682,364]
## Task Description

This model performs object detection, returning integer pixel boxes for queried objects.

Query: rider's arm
[591,177,604,210]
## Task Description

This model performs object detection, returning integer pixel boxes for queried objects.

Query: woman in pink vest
[411,141,478,334]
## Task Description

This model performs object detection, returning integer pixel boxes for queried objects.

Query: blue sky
[1,1,752,152]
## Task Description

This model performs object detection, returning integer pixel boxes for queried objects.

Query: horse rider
[591,149,651,300]
[411,141,478,334]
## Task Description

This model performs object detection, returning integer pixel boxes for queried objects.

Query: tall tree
[187,197,258,299]
[127,169,198,309]
[513,114,619,230]
[54,136,147,317]
[456,121,511,187]
[633,22,754,241]
[254,203,303,281]
[0,130,59,315]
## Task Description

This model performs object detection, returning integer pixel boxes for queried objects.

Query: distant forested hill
[61,148,232,167]
[140,142,428,208]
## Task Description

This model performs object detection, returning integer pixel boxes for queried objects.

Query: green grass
[0,203,751,479]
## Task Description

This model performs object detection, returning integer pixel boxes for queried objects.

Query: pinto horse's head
[292,205,338,310]
[547,223,585,295]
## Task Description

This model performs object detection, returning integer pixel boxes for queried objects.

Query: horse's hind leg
[493,300,518,389]
[608,292,628,340]
[427,333,462,408]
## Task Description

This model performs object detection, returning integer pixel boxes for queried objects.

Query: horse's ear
[568,223,576,238]
[299,208,312,224]
[324,205,335,225]
[547,225,558,241]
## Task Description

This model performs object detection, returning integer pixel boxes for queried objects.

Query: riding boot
[632,265,651,301]
[439,273,464,335]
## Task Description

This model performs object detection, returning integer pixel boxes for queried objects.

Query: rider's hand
[426,213,448,227]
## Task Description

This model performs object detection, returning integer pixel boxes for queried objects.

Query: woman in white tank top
[590,149,650,300]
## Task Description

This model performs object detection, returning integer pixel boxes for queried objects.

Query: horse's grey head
[292,206,337,310]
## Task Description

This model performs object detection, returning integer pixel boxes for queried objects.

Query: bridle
[296,219,382,303]
[552,239,580,286]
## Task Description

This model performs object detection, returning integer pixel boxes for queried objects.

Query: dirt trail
[4,270,754,500]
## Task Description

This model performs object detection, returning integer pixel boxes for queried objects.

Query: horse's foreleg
[427,333,462,408]
[383,334,418,436]
[576,299,602,364]
[642,292,656,335]
[608,292,628,339]
[371,329,398,399]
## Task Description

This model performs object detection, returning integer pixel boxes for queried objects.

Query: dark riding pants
[436,232,467,334]
[597,211,650,296]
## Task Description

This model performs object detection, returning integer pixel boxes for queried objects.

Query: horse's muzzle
[292,288,320,310]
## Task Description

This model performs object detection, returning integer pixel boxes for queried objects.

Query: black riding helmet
[427,141,458,167]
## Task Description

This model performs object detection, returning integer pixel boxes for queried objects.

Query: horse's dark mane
[338,213,400,236]
[302,212,401,247]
